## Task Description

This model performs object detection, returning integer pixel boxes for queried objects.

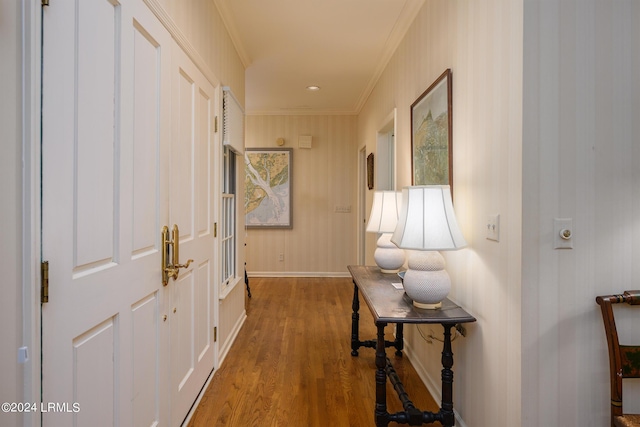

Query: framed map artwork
[411,69,453,197]
[244,148,293,228]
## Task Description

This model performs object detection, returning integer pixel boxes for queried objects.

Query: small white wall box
[299,135,312,149]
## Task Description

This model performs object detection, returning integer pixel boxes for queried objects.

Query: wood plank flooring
[187,277,441,427]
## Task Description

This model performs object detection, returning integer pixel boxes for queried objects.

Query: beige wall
[358,1,523,426]
[245,115,358,276]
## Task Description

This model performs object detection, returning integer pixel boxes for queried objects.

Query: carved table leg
[351,282,360,356]
[375,322,389,427]
[440,324,455,427]
[394,323,404,356]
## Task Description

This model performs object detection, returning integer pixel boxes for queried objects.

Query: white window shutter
[222,87,245,155]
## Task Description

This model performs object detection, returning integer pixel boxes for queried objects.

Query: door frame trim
[357,146,367,265]
[23,1,42,426]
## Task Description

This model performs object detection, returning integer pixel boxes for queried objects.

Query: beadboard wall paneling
[245,115,358,276]
[358,1,523,426]
[522,1,640,426]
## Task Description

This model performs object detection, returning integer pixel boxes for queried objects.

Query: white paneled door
[168,43,217,427]
[41,1,217,426]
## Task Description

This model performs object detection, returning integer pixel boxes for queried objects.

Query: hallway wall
[358,1,523,426]
[522,1,640,425]
[245,115,358,276]
[361,0,640,426]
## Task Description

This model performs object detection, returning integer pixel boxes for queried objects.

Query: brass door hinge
[214,222,217,238]
[214,116,218,133]
[41,261,49,303]
[42,0,49,6]
[214,326,217,342]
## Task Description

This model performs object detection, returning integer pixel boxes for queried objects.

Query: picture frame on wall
[244,148,293,228]
[411,69,453,196]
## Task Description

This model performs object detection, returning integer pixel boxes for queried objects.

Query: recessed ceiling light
[306,85,321,91]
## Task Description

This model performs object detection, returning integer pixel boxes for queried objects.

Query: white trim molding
[22,1,42,425]
[247,271,351,278]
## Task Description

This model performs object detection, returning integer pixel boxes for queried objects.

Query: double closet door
[41,1,218,425]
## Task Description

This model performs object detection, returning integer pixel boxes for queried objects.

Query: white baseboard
[218,310,247,367]
[403,339,468,427]
[247,271,350,278]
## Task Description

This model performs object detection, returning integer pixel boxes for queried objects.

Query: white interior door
[41,1,217,425]
[168,43,217,426]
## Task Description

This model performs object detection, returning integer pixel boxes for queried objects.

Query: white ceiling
[214,0,425,115]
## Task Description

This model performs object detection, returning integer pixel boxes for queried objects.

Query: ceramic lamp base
[374,233,405,273]
[402,251,450,309]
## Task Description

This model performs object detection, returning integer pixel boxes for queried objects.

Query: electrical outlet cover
[486,214,500,242]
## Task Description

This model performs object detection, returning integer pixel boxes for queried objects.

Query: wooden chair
[596,291,640,427]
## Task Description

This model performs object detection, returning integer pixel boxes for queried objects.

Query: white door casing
[41,0,217,425]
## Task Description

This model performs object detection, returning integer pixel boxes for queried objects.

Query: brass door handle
[161,225,194,286]
[171,225,194,269]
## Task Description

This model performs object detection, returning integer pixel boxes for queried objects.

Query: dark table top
[348,265,476,325]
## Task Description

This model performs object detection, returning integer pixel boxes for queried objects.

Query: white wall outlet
[486,214,500,242]
[554,218,573,249]
[278,253,284,261]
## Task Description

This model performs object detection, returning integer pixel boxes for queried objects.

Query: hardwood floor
[187,277,441,427]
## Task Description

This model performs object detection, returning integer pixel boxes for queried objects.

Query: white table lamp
[391,185,466,309]
[366,191,405,273]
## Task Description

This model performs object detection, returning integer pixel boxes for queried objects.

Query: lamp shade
[366,191,405,273]
[366,191,402,233]
[391,185,466,251]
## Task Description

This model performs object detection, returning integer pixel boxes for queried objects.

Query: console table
[348,265,476,427]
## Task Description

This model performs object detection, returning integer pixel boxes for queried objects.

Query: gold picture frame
[411,69,453,196]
